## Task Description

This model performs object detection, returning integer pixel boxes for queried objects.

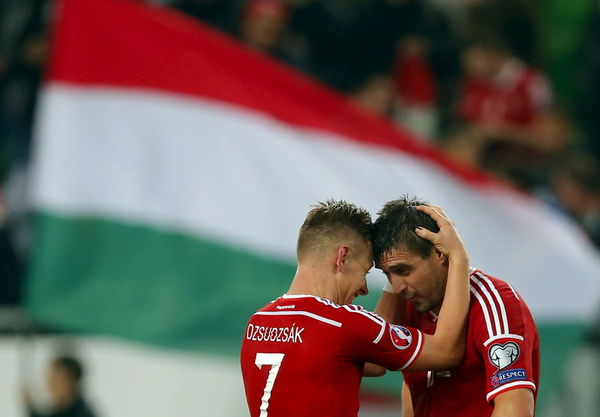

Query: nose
[391,278,408,295]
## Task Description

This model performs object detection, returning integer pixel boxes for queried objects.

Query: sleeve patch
[389,325,413,350]
[490,368,528,389]
[488,342,520,369]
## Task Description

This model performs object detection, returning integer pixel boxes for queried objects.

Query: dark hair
[297,200,372,258]
[373,196,439,261]
[53,356,84,383]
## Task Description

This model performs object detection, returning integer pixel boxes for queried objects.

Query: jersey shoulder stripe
[473,271,510,333]
[470,270,526,343]
[470,273,507,336]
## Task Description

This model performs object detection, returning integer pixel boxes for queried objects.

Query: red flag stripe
[49,0,514,189]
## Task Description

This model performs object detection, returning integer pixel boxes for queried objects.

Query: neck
[287,264,341,304]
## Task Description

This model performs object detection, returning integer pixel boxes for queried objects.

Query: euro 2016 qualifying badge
[389,325,413,350]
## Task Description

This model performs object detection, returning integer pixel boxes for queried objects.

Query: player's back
[241,294,423,417]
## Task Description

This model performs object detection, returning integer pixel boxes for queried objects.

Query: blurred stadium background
[1,0,600,416]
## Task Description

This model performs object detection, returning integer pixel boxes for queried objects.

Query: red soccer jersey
[240,294,424,417]
[403,269,540,417]
[456,61,551,127]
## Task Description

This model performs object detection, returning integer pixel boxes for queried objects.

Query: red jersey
[457,60,551,126]
[240,294,424,417]
[403,269,540,417]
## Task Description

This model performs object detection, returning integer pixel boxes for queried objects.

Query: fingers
[415,226,437,244]
[415,204,451,227]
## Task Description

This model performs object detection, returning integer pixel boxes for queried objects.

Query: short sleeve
[340,305,423,371]
[470,273,537,402]
[481,335,536,402]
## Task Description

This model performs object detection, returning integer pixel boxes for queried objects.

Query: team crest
[488,342,520,369]
[389,325,412,350]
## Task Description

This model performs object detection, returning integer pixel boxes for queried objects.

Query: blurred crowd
[1,0,600,308]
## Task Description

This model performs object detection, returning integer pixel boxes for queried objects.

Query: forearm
[363,362,387,377]
[430,253,469,359]
[402,381,414,417]
[491,389,535,417]
[491,408,532,417]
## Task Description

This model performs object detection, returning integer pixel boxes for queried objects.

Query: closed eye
[389,265,412,276]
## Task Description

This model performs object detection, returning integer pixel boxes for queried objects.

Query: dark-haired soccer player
[240,199,470,416]
[369,196,539,417]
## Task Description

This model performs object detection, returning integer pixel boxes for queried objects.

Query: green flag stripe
[28,212,294,354]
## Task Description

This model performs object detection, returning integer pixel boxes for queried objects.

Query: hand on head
[414,205,467,262]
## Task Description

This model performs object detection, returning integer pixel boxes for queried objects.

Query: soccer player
[369,197,540,417]
[240,199,470,416]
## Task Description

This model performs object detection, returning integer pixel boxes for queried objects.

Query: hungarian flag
[29,0,600,411]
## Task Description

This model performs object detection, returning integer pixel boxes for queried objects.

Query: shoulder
[469,270,531,344]
[335,304,389,345]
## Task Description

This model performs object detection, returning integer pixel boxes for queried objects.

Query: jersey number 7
[255,353,285,417]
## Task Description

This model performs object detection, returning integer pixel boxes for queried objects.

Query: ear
[437,250,449,267]
[335,246,350,273]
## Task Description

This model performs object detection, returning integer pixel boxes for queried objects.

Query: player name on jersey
[245,323,305,344]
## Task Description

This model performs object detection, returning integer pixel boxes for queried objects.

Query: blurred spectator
[238,0,309,70]
[550,154,600,248]
[240,0,288,53]
[440,126,487,169]
[0,0,50,307]
[23,356,97,417]
[350,73,395,118]
[456,37,553,135]
[392,35,438,139]
[442,106,574,192]
[0,0,51,165]
[466,0,539,65]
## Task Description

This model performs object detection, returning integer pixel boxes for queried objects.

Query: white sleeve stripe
[471,276,503,335]
[484,334,524,347]
[342,305,386,327]
[486,381,536,401]
[373,323,386,344]
[507,283,520,300]
[475,272,510,334]
[470,285,494,339]
[399,330,423,370]
[253,311,342,327]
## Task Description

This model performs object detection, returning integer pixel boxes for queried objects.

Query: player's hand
[414,205,467,262]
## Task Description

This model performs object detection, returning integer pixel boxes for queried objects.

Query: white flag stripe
[474,272,510,334]
[31,84,600,321]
